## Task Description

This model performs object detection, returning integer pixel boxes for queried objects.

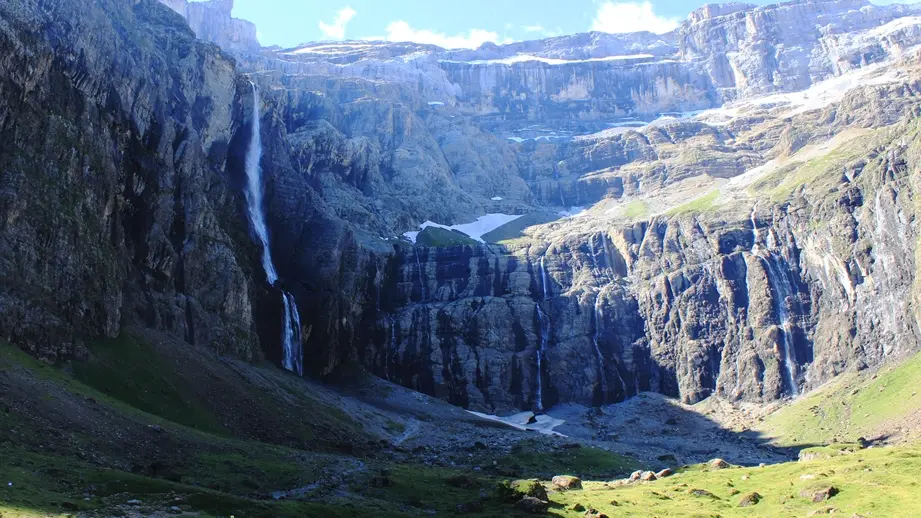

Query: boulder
[551,475,583,491]
[709,458,730,469]
[801,486,839,503]
[640,471,658,481]
[738,492,762,507]
[584,509,609,518]
[515,496,549,514]
[569,503,586,511]
[628,470,643,482]
[655,468,673,479]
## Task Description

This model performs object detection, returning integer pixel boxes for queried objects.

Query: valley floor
[2,332,921,517]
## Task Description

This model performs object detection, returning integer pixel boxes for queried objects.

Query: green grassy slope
[545,445,921,517]
[0,336,637,517]
[757,352,921,447]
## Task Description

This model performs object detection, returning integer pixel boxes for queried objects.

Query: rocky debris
[689,489,719,499]
[709,458,730,470]
[447,475,478,489]
[738,492,762,507]
[455,501,485,514]
[801,486,840,503]
[127,500,142,505]
[808,507,840,516]
[655,468,674,479]
[551,475,583,491]
[514,496,549,514]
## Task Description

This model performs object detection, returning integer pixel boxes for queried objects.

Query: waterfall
[281,293,304,376]
[540,256,550,300]
[534,255,554,411]
[750,206,799,397]
[535,303,550,411]
[750,205,762,255]
[244,82,303,376]
[592,296,609,404]
[414,248,427,301]
[244,82,278,284]
[762,255,800,397]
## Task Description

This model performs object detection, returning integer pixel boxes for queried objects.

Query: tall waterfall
[592,296,610,403]
[535,303,549,411]
[750,207,798,396]
[414,248,427,301]
[244,82,303,376]
[534,256,553,411]
[245,83,278,284]
[540,256,550,300]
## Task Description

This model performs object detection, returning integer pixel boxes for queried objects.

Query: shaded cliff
[0,0,275,360]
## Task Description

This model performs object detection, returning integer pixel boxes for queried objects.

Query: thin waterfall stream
[244,82,303,376]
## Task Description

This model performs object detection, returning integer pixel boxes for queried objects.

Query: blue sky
[228,0,913,49]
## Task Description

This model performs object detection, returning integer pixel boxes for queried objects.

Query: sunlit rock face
[159,0,260,53]
[7,0,921,415]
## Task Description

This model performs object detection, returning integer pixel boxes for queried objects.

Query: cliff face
[6,0,921,417]
[159,0,260,54]
[0,0,269,360]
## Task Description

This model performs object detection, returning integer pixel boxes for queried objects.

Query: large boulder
[551,475,583,491]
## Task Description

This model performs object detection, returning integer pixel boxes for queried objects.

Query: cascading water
[540,256,550,300]
[414,248,427,301]
[749,207,798,397]
[535,303,549,411]
[245,83,278,284]
[244,82,303,376]
[534,256,552,411]
[592,296,609,403]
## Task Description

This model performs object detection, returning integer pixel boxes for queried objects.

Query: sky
[227,0,914,49]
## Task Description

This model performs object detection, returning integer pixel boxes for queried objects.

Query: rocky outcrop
[158,0,260,54]
[0,0,270,360]
[6,0,921,420]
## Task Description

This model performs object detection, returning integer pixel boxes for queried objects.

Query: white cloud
[591,1,680,34]
[384,21,501,49]
[318,6,357,40]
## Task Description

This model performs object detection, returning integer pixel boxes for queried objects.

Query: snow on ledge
[441,53,655,66]
[466,410,567,436]
[403,213,524,244]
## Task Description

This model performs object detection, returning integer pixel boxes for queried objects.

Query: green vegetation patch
[544,446,921,517]
[499,441,638,479]
[415,226,479,247]
[71,333,226,434]
[758,352,921,446]
[622,199,650,219]
[666,189,721,216]
[483,212,559,244]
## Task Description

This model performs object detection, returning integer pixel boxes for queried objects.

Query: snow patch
[491,196,504,201]
[466,411,567,436]
[427,101,445,106]
[403,213,524,243]
[441,53,654,66]
[558,206,588,218]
